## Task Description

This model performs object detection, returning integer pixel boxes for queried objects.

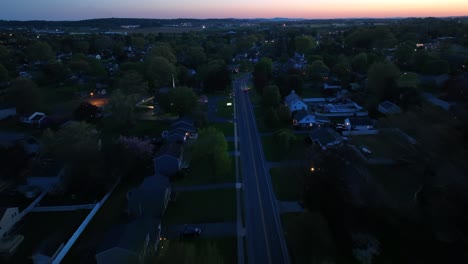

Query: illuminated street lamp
[310,167,315,172]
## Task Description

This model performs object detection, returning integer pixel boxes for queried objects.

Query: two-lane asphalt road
[233,74,290,264]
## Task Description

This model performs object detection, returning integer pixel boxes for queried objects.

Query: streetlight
[310,167,315,172]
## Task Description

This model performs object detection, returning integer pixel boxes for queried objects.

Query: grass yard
[349,130,414,160]
[269,167,305,201]
[217,98,234,119]
[163,189,236,225]
[261,135,307,162]
[211,122,234,137]
[282,212,337,264]
[128,120,168,138]
[10,210,89,264]
[367,164,424,208]
[174,157,236,186]
[300,87,323,98]
[227,140,235,152]
[156,237,237,264]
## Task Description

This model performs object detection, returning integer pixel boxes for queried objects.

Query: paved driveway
[162,221,238,239]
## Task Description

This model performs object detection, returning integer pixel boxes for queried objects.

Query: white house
[292,110,317,128]
[0,207,21,238]
[284,90,308,113]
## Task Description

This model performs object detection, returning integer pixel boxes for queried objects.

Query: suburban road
[233,74,290,264]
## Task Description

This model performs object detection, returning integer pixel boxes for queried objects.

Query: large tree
[198,60,230,92]
[367,62,401,102]
[263,84,281,108]
[0,63,9,83]
[149,42,177,64]
[27,41,54,62]
[295,35,316,54]
[42,121,105,190]
[114,70,149,95]
[146,56,176,87]
[165,87,198,116]
[108,89,137,128]
[8,77,43,114]
[254,57,273,94]
[191,127,231,180]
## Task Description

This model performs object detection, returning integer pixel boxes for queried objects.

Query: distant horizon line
[1,15,467,22]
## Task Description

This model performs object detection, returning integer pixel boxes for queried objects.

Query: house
[378,101,401,115]
[419,74,450,87]
[309,128,343,150]
[153,143,184,177]
[0,107,16,120]
[292,110,317,129]
[344,117,374,131]
[170,119,194,129]
[20,112,51,128]
[0,207,21,239]
[32,231,66,264]
[95,217,161,264]
[127,174,171,218]
[284,90,308,113]
[164,122,198,143]
[0,132,40,157]
[323,82,342,90]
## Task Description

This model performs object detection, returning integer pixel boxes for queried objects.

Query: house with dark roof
[164,123,198,143]
[309,128,343,150]
[292,110,317,129]
[0,207,20,239]
[284,90,308,113]
[170,119,194,129]
[153,143,184,177]
[343,117,378,135]
[0,107,16,120]
[378,100,401,115]
[344,117,374,131]
[95,217,161,264]
[32,231,66,264]
[127,174,171,218]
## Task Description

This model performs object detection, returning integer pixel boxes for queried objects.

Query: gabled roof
[378,100,401,115]
[155,143,182,159]
[293,110,314,122]
[127,174,170,218]
[170,119,193,128]
[285,90,301,103]
[138,174,170,191]
[309,128,342,148]
[170,123,196,133]
[97,217,160,255]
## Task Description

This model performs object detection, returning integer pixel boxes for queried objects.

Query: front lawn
[128,120,168,138]
[211,122,234,137]
[269,167,305,201]
[261,135,307,162]
[163,189,236,225]
[367,164,424,208]
[217,98,234,119]
[282,212,337,264]
[156,237,237,264]
[175,157,235,186]
[349,130,414,160]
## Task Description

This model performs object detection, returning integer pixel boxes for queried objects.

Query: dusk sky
[1,0,468,20]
